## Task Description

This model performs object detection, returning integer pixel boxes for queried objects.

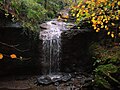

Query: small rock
[62,74,71,82]
[37,75,52,85]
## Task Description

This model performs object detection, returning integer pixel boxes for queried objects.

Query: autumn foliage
[0,53,17,60]
[71,0,120,40]
[0,53,3,59]
[10,54,17,59]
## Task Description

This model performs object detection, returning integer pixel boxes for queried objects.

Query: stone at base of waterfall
[40,23,50,29]
[37,73,72,85]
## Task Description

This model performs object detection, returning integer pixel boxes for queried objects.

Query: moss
[90,43,120,89]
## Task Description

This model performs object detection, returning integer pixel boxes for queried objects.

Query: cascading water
[38,19,74,85]
[39,21,62,74]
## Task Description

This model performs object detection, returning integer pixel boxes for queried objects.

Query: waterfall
[37,20,75,85]
[39,20,62,74]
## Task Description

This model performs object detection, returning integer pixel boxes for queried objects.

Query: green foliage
[94,64,120,89]
[37,0,71,19]
[0,0,47,32]
[91,43,120,89]
[0,0,70,32]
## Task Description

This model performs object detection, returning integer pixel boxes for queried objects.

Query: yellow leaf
[94,26,97,30]
[92,17,96,20]
[105,25,107,29]
[104,8,107,11]
[105,25,109,30]
[5,13,9,16]
[107,16,110,20]
[64,19,67,22]
[77,18,80,22]
[81,5,85,9]
[92,19,97,24]
[106,27,109,30]
[96,28,100,32]
[72,14,75,17]
[101,25,104,28]
[96,30,99,32]
[85,9,88,13]
[86,1,91,4]
[10,54,17,59]
[92,13,95,17]
[118,10,120,15]
[57,16,61,20]
[12,15,14,17]
[0,53,3,59]
[105,20,108,23]
[111,23,115,26]
[101,22,103,25]
[107,32,110,35]
[77,27,80,29]
[118,1,120,6]
[118,33,120,37]
[116,16,119,20]
[103,19,106,22]
[76,13,79,17]
[101,16,104,19]
[97,21,101,24]
[111,34,114,38]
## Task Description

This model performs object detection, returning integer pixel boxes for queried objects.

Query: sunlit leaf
[0,53,3,59]
[118,1,120,6]
[91,13,95,17]
[10,54,17,59]
[118,10,120,15]
[77,27,80,29]
[118,33,120,37]
[81,5,85,9]
[115,16,119,20]
[111,33,114,38]
[107,32,110,35]
[111,23,115,26]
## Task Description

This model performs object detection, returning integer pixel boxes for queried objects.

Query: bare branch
[0,41,29,52]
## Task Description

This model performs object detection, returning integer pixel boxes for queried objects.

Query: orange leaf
[0,53,3,59]
[10,54,17,59]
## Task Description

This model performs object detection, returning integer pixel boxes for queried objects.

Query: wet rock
[61,29,96,73]
[37,73,72,85]
[40,23,50,29]
[36,72,93,89]
[49,74,63,82]
[61,74,71,82]
[37,75,52,85]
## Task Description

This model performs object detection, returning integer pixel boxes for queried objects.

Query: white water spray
[39,19,74,74]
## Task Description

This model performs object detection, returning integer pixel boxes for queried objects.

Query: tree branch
[3,54,31,61]
[0,41,29,52]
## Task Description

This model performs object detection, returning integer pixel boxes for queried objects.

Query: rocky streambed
[0,72,93,90]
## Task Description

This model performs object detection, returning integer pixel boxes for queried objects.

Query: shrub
[70,0,120,42]
[90,43,120,89]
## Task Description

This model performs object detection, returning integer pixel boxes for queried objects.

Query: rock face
[37,73,72,85]
[0,11,97,76]
[60,29,96,73]
[0,13,41,75]
[0,27,41,75]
